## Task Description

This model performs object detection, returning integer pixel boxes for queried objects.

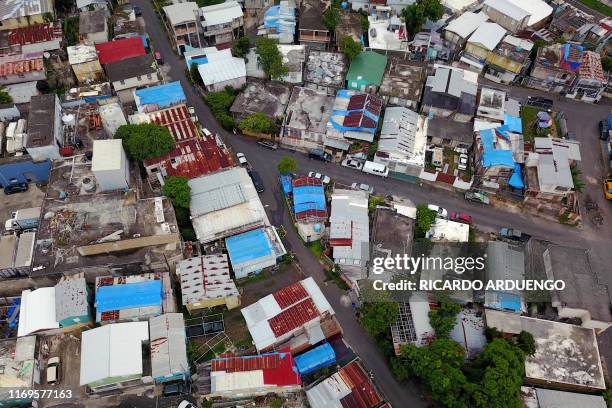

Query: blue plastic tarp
[503,114,522,134]
[480,128,515,168]
[487,291,522,312]
[509,163,524,189]
[135,81,186,113]
[280,174,293,194]
[96,280,162,312]
[293,185,326,214]
[294,343,336,375]
[226,228,273,266]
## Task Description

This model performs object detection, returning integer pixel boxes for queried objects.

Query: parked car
[154,51,164,65]
[236,153,248,166]
[603,178,612,200]
[178,401,196,408]
[525,96,553,110]
[163,382,190,397]
[464,190,490,205]
[499,227,531,242]
[450,212,473,224]
[308,148,331,162]
[249,170,265,193]
[257,139,278,150]
[427,204,448,219]
[133,5,142,16]
[457,154,468,171]
[188,106,197,123]
[599,114,612,140]
[46,357,61,385]
[308,171,330,184]
[3,182,28,195]
[351,182,373,194]
[341,158,363,170]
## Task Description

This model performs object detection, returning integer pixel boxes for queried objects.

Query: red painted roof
[144,137,233,179]
[338,361,383,408]
[0,52,44,76]
[8,23,62,46]
[96,37,145,65]
[273,281,309,309]
[144,105,197,142]
[211,351,302,387]
[268,298,320,337]
[343,112,377,129]
[292,176,323,188]
[435,172,455,184]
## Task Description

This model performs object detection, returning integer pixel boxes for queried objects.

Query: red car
[450,212,473,224]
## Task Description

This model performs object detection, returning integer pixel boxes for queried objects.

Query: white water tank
[62,114,75,127]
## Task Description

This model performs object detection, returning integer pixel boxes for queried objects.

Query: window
[120,80,125,85]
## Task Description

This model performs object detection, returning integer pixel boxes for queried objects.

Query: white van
[362,161,389,177]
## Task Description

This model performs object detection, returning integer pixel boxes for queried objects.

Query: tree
[358,285,399,338]
[0,87,12,104]
[255,37,288,79]
[239,112,276,134]
[358,12,370,31]
[204,89,238,130]
[339,35,363,61]
[570,164,584,192]
[428,298,461,338]
[232,36,251,58]
[602,56,612,72]
[415,204,437,237]
[163,176,191,209]
[63,16,79,47]
[277,156,297,174]
[114,124,175,161]
[401,0,443,36]
[190,63,202,85]
[323,6,341,30]
[515,330,536,356]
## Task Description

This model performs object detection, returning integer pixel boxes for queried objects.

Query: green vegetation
[415,204,437,238]
[0,87,13,104]
[255,37,288,80]
[367,140,378,160]
[570,164,584,192]
[520,106,561,141]
[195,0,224,7]
[277,156,298,174]
[63,16,79,47]
[358,12,370,30]
[358,286,399,338]
[326,265,349,290]
[574,0,612,16]
[189,63,202,85]
[163,176,191,209]
[307,240,325,259]
[401,0,444,36]
[239,112,276,134]
[203,87,240,130]
[602,56,612,72]
[323,6,341,30]
[368,196,386,213]
[115,123,175,161]
[428,298,461,338]
[232,36,251,58]
[174,206,196,241]
[339,35,363,61]
[516,330,536,356]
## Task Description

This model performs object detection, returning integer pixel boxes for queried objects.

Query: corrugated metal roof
[149,313,189,380]
[200,1,243,27]
[197,55,246,86]
[273,280,309,309]
[178,254,239,305]
[7,22,62,46]
[95,37,146,65]
[55,275,89,321]
[189,168,248,216]
[0,0,53,20]
[445,11,487,39]
[269,298,320,337]
[0,52,44,76]
[468,22,506,51]
[138,104,197,142]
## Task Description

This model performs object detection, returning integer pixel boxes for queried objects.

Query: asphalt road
[134,1,612,405]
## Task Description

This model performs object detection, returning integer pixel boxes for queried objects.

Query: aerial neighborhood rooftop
[0,0,611,406]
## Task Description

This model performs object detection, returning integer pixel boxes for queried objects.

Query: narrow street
[133,1,612,405]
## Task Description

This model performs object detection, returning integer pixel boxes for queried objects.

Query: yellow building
[67,44,104,84]
[0,0,55,31]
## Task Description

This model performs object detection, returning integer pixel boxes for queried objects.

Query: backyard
[520,106,561,141]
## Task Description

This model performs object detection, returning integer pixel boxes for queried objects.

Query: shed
[91,139,130,192]
[17,288,59,337]
[225,227,286,279]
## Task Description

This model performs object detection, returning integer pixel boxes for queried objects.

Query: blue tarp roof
[293,185,326,214]
[226,228,273,266]
[509,163,524,189]
[280,174,293,194]
[294,343,336,375]
[329,90,380,134]
[134,81,186,112]
[96,280,162,312]
[503,114,522,134]
[480,128,515,168]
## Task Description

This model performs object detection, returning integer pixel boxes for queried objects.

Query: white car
[351,182,374,194]
[308,171,331,184]
[178,401,196,408]
[341,158,363,170]
[188,106,198,123]
[458,154,468,171]
[236,153,248,166]
[427,204,448,219]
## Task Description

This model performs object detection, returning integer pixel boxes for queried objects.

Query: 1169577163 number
[8,389,73,399]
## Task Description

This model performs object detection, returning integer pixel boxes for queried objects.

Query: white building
[199,1,244,45]
[26,94,63,161]
[17,288,59,337]
[444,12,488,46]
[197,49,246,92]
[91,139,130,192]
[99,102,128,137]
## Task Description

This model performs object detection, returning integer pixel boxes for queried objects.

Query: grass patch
[575,0,612,16]
[236,271,269,286]
[307,240,325,259]
[325,265,349,290]
[521,106,562,141]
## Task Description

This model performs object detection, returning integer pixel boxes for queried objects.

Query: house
[226,227,286,279]
[525,138,581,201]
[143,137,233,181]
[0,230,36,280]
[79,9,108,44]
[444,12,488,48]
[346,51,387,92]
[79,322,152,392]
[0,23,62,55]
[184,46,223,69]
[95,37,146,65]
[291,176,328,242]
[30,159,182,279]
[426,218,469,242]
[299,0,330,49]
[130,104,197,143]
[329,187,369,283]
[368,15,408,51]
[230,81,290,121]
[178,254,240,313]
[55,274,92,328]
[17,287,59,337]
[463,22,506,70]
[303,51,347,96]
[374,107,427,176]
[0,0,54,31]
[567,50,607,102]
[524,43,582,94]
[549,5,594,41]
[482,0,552,32]
[203,351,302,399]
[282,86,334,152]
[325,90,383,150]
[526,239,611,330]
[426,117,474,150]
[26,94,63,162]
[484,241,525,313]
[149,314,190,383]
[421,66,478,122]
[0,336,36,406]
[370,205,414,281]
[67,44,105,84]
[0,154,51,186]
[134,81,187,113]
[241,277,341,353]
[379,60,426,110]
[474,126,524,192]
[199,1,244,46]
[484,312,606,391]
[485,35,533,84]
[521,387,607,408]
[262,1,296,44]
[94,273,167,324]
[306,360,385,408]
[409,31,451,62]
[197,50,246,92]
[163,2,200,54]
[105,54,160,103]
[188,167,270,243]
[391,294,435,354]
[99,102,128,137]
[0,52,45,85]
[278,44,306,84]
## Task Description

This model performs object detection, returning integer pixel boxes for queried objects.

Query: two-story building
[79,9,108,44]
[199,1,243,47]
[105,54,160,104]
[163,2,200,55]
[525,43,582,94]
[0,51,45,85]
[484,35,533,84]
[0,0,54,31]
[299,0,330,49]
[26,94,64,162]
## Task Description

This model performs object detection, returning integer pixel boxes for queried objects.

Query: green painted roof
[346,51,388,86]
